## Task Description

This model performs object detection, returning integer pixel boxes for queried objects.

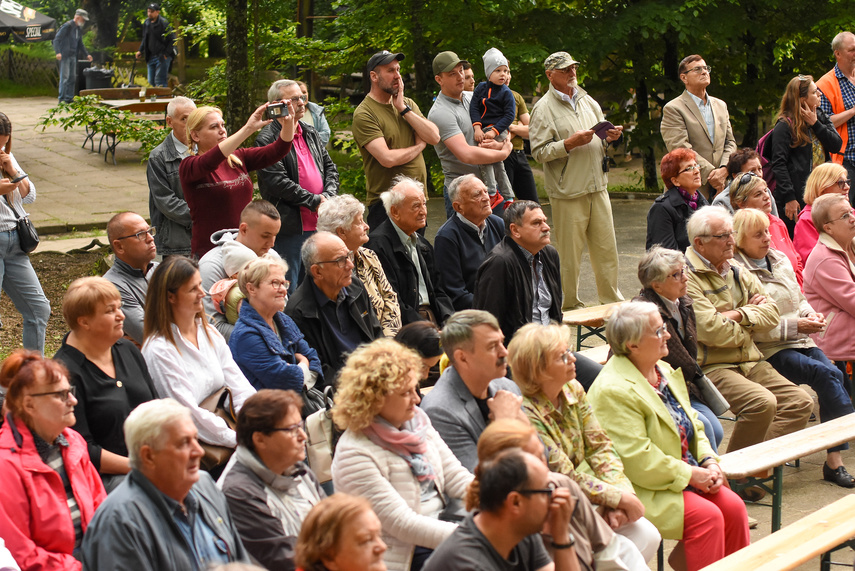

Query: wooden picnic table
[562,301,625,350]
[82,99,170,165]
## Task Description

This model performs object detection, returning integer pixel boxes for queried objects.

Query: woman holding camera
[180,101,296,257]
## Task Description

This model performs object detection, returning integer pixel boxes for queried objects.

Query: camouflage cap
[544,52,580,70]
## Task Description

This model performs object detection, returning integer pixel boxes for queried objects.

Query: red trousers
[681,487,750,570]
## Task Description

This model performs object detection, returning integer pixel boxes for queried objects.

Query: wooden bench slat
[700,495,855,571]
[577,344,610,365]
[562,301,625,327]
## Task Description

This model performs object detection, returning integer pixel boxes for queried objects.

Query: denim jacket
[148,133,192,255]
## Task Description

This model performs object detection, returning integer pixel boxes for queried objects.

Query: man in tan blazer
[661,54,737,199]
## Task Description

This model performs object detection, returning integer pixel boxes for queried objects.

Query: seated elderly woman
[646,148,709,252]
[219,389,326,569]
[729,171,803,287]
[587,302,749,571]
[732,208,855,487]
[317,193,402,337]
[53,277,158,492]
[794,162,850,263]
[295,493,387,571]
[228,255,323,394]
[0,350,106,569]
[472,419,648,570]
[633,247,724,451]
[331,339,473,571]
[142,256,256,453]
[506,322,661,562]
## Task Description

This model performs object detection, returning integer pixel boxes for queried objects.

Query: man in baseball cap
[367,50,404,73]
[136,2,176,87]
[52,8,92,102]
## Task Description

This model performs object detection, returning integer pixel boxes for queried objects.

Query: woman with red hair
[0,350,106,570]
[646,148,709,252]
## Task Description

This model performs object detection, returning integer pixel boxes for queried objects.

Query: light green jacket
[587,356,717,539]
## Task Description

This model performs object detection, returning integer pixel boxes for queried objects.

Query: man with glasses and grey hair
[685,206,811,471]
[257,79,340,293]
[661,54,737,199]
[147,95,197,257]
[286,231,382,382]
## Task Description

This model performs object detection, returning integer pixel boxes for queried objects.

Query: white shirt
[142,318,256,447]
[0,151,36,232]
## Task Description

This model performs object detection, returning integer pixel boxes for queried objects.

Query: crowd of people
[1,24,855,571]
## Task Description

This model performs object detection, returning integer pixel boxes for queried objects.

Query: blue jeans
[273,230,312,295]
[147,55,172,87]
[691,399,724,453]
[0,229,51,353]
[768,347,854,452]
[58,55,77,103]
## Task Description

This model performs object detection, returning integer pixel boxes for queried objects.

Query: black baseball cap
[147,3,161,10]
[367,51,405,73]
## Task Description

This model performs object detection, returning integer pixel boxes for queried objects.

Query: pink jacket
[793,205,819,266]
[803,232,855,360]
[0,415,106,570]
[769,214,803,288]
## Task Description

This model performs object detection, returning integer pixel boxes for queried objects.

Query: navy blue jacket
[646,187,709,252]
[434,214,504,311]
[52,19,88,58]
[470,81,516,135]
[229,301,322,392]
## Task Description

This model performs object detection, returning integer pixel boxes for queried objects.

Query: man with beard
[352,51,440,229]
[529,52,624,311]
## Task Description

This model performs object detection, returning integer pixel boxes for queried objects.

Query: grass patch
[0,79,55,98]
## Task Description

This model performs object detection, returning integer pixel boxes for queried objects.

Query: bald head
[107,211,156,269]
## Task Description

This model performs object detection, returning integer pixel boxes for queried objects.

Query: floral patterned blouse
[355,246,402,337]
[523,380,634,508]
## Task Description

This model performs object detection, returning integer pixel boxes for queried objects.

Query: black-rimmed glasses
[517,481,558,498]
[28,385,77,402]
[116,227,157,241]
[837,179,852,190]
[269,421,305,436]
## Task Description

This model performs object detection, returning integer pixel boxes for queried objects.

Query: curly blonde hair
[331,338,423,432]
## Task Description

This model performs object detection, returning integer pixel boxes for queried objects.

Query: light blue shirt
[392,220,429,305]
[520,247,552,325]
[687,91,715,143]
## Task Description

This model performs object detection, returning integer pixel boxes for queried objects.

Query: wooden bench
[80,87,173,99]
[699,495,855,571]
[563,301,625,351]
[577,343,610,365]
[719,412,855,532]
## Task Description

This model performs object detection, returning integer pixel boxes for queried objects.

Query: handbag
[695,366,730,417]
[198,386,237,471]
[304,386,338,484]
[4,195,39,253]
[301,371,326,419]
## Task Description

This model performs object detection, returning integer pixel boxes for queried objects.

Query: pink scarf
[363,407,436,482]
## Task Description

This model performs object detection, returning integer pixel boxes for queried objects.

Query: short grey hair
[380,175,424,215]
[812,193,849,229]
[503,200,542,236]
[166,96,196,118]
[317,194,365,234]
[448,174,480,204]
[301,230,337,270]
[832,32,855,53]
[637,246,686,288]
[440,309,500,364]
[605,301,660,357]
[686,205,732,245]
[125,399,192,470]
[267,79,298,103]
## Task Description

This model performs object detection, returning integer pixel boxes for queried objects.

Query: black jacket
[138,15,174,61]
[473,236,563,342]
[284,275,382,384]
[769,109,842,205]
[646,187,709,252]
[366,219,454,326]
[256,120,339,236]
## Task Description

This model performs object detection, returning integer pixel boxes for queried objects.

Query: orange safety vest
[816,69,848,165]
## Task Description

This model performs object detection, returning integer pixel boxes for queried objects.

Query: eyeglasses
[702,231,735,240]
[557,64,579,72]
[517,481,558,498]
[653,325,667,339]
[678,164,700,175]
[28,385,77,402]
[826,208,855,225]
[267,279,290,290]
[734,171,761,191]
[836,179,851,189]
[116,227,157,241]
[560,348,574,365]
[286,95,307,105]
[316,250,355,268]
[269,421,305,436]
[685,65,712,74]
[668,267,686,280]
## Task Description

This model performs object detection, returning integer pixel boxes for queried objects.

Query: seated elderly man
[285,231,383,382]
[81,399,250,569]
[435,174,505,311]
[366,175,454,326]
[685,206,812,463]
[103,211,158,345]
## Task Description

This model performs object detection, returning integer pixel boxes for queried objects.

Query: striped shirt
[0,151,36,232]
[33,431,83,549]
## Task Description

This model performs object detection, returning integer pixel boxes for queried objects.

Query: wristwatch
[400,105,412,117]
[552,534,576,550]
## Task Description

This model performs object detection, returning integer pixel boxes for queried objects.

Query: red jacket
[0,415,106,570]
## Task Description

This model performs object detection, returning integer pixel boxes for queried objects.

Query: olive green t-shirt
[511,90,529,151]
[352,95,427,205]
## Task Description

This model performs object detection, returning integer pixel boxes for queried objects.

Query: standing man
[529,52,624,310]
[351,51,440,229]
[429,51,513,219]
[660,54,737,199]
[818,32,855,203]
[257,79,339,293]
[463,62,476,92]
[52,9,92,103]
[147,96,196,257]
[135,3,175,88]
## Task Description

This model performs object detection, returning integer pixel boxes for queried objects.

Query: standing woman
[180,102,296,257]
[770,75,842,236]
[0,113,51,354]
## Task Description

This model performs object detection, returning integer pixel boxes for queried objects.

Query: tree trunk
[225,0,251,136]
[633,47,660,192]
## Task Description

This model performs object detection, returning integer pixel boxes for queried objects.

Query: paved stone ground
[5,96,855,570]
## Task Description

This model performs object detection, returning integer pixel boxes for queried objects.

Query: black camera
[264,102,289,120]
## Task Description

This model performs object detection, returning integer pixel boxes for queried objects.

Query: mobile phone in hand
[10,173,28,184]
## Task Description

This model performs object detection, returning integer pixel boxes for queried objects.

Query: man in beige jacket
[661,55,737,200]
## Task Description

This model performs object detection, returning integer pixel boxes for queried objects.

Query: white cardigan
[331,424,474,571]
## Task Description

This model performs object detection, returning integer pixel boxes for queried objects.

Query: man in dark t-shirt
[423,449,580,571]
